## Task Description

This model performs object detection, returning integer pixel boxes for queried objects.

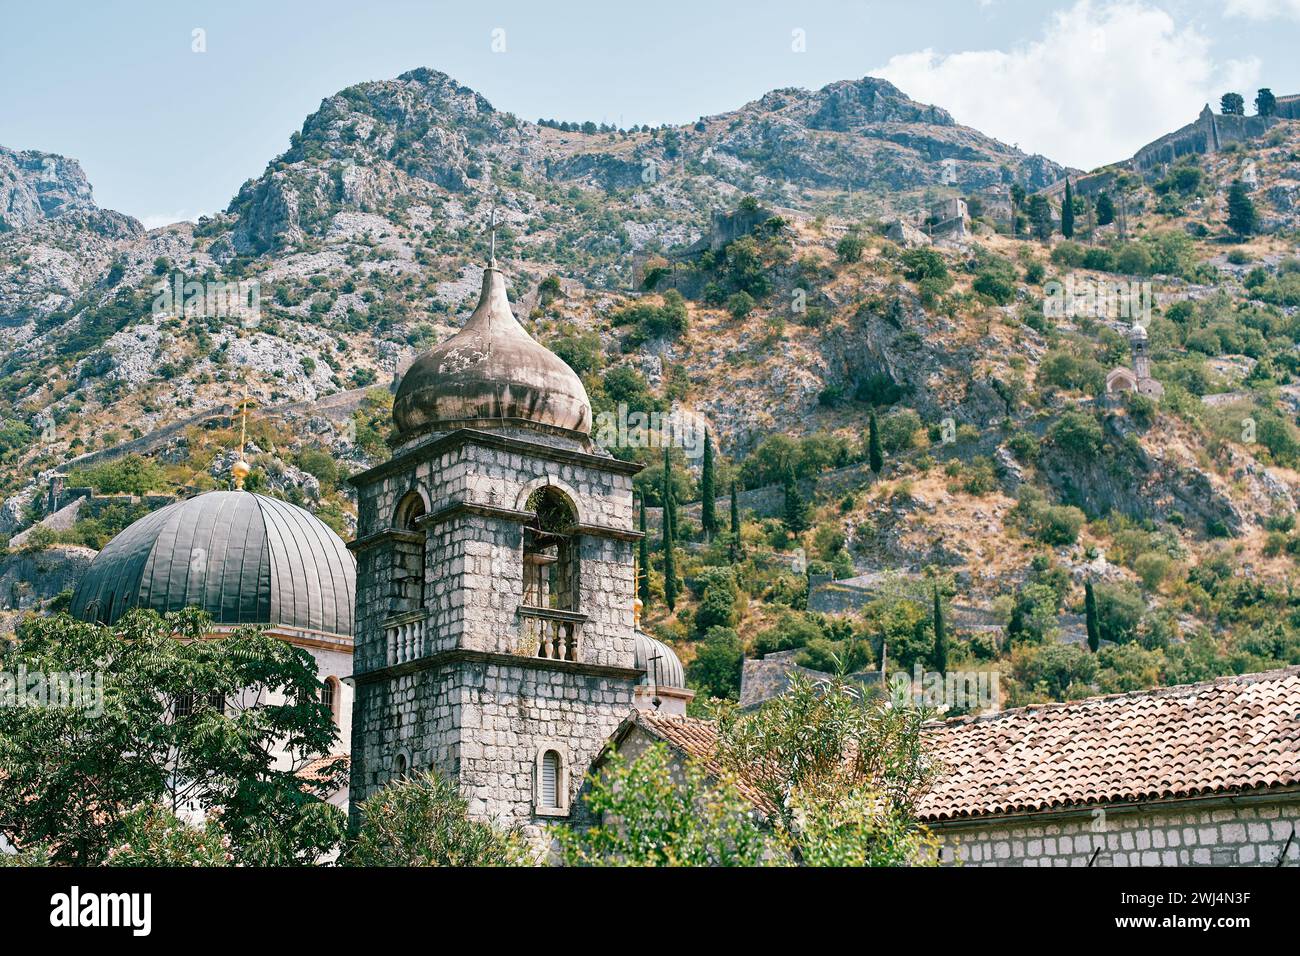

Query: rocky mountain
[213,71,1062,258]
[0,147,98,230]
[0,67,1070,487]
[4,69,1300,706]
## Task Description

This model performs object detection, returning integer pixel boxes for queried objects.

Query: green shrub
[972,271,1016,305]
[1047,412,1105,462]
[68,454,167,496]
[688,626,744,700]
[726,291,755,319]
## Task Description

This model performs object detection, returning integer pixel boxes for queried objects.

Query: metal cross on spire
[647,648,664,710]
[231,395,251,490]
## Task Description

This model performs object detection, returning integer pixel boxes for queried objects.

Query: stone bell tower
[1130,323,1152,381]
[347,258,643,835]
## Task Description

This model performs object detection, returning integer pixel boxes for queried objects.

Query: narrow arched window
[394,753,408,778]
[391,491,427,614]
[319,678,337,723]
[540,750,561,809]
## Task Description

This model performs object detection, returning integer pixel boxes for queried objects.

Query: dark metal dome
[634,631,686,689]
[393,263,592,440]
[70,491,355,638]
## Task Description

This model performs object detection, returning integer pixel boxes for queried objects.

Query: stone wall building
[1105,323,1164,400]
[344,254,1293,866]
[922,667,1300,866]
[604,667,1300,866]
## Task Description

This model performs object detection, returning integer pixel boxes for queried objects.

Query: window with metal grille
[541,750,560,808]
[320,679,335,715]
[174,693,195,719]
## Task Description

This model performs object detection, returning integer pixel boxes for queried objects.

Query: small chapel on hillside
[1105,323,1164,401]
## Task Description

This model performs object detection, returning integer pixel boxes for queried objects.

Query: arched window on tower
[540,750,560,807]
[522,487,578,611]
[521,488,582,661]
[390,491,427,615]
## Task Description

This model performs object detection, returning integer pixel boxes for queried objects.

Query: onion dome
[393,262,592,440]
[70,490,355,638]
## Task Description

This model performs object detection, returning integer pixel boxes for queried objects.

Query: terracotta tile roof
[918,667,1300,823]
[297,753,349,784]
[615,668,1300,825]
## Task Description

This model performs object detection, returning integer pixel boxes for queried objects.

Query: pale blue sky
[1,0,1296,226]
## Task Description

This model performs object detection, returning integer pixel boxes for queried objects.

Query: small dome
[70,490,355,638]
[634,631,686,689]
[393,264,592,440]
[1130,323,1149,340]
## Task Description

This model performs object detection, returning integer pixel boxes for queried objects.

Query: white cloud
[140,210,202,230]
[874,0,1260,171]
[1223,0,1300,20]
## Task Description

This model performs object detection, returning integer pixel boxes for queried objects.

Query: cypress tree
[663,502,678,611]
[729,480,742,563]
[1085,578,1100,653]
[1007,598,1025,649]
[700,431,717,538]
[868,413,883,474]
[782,471,810,535]
[1096,191,1115,226]
[933,585,948,674]
[637,499,651,606]
[1227,180,1257,237]
[1061,179,1075,239]
[662,446,682,540]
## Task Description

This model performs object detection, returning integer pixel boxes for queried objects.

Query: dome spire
[231,396,251,490]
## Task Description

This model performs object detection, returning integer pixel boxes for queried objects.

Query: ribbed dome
[393,263,592,439]
[634,631,686,689]
[70,491,355,638]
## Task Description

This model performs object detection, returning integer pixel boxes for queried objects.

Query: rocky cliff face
[0,147,98,231]
[705,77,1063,193]
[211,69,1065,262]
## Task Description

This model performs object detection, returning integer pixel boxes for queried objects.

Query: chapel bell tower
[347,257,643,835]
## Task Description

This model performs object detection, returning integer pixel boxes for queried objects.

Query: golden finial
[634,596,644,629]
[232,396,251,490]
